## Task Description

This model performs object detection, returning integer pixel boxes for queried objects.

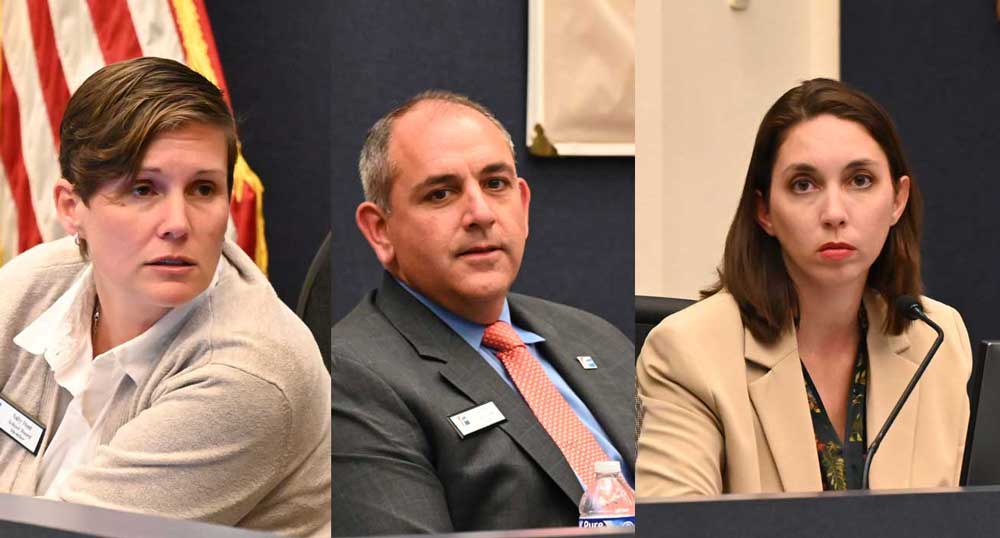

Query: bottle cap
[595,460,620,474]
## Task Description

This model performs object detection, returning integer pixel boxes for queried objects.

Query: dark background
[330,1,635,337]
[842,0,1000,347]
[204,3,331,310]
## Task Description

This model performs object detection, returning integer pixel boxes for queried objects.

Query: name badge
[0,394,45,455]
[576,356,598,370]
[449,402,505,438]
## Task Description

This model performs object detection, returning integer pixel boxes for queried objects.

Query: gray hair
[358,90,516,210]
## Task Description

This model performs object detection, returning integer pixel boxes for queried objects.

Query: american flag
[0,0,267,271]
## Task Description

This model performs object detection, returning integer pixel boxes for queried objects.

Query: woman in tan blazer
[636,79,971,497]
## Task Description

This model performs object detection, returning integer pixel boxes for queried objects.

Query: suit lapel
[746,327,824,492]
[863,297,917,489]
[509,297,636,479]
[375,275,583,504]
[438,351,584,504]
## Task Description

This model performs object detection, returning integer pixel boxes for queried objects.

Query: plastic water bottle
[578,460,635,528]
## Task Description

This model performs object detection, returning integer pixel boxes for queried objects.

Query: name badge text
[0,395,44,455]
[449,401,505,438]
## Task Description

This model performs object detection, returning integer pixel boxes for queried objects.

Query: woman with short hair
[636,78,971,496]
[0,57,330,537]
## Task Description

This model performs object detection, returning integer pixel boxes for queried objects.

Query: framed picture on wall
[526,0,635,157]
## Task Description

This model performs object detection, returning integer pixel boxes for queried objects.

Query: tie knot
[482,321,525,353]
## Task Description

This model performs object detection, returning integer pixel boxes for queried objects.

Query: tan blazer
[636,290,971,497]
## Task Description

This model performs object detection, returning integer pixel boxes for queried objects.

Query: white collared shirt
[13,261,223,498]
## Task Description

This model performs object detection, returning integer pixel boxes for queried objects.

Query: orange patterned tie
[482,320,610,488]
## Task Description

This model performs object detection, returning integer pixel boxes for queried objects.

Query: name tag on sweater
[0,394,45,455]
[449,402,505,438]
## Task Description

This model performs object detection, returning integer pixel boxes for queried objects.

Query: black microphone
[861,295,944,489]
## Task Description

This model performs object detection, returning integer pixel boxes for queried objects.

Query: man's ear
[355,201,396,269]
[755,190,775,236]
[517,177,531,236]
[54,179,85,237]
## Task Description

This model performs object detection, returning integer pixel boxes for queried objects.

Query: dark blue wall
[330,1,635,337]
[842,1,1000,346]
[205,2,331,310]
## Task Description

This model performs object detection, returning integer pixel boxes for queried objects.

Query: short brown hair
[59,56,238,204]
[704,78,923,343]
[358,90,514,210]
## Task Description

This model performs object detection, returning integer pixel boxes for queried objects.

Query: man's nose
[462,184,497,228]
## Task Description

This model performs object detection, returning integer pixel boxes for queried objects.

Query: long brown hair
[704,78,923,344]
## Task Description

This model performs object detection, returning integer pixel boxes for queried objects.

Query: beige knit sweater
[0,237,330,537]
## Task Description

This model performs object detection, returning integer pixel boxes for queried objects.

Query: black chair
[634,295,697,440]
[296,231,331,371]
[634,295,696,358]
[962,339,1000,485]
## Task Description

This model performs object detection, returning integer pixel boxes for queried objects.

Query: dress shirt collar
[394,277,545,349]
[14,257,226,392]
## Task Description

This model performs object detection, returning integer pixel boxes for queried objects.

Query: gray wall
[330,1,635,337]
[842,0,1000,347]
[205,2,331,310]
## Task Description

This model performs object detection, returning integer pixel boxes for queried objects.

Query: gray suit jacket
[332,274,635,535]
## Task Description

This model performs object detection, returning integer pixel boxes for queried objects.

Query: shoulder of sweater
[156,242,328,405]
[0,236,84,284]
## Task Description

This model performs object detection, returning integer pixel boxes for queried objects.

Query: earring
[73,233,80,246]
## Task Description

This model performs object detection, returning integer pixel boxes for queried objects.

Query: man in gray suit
[332,91,635,535]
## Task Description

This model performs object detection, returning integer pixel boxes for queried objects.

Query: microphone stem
[861,313,944,489]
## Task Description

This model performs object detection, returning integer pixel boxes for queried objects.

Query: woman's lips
[145,257,197,273]
[818,242,856,261]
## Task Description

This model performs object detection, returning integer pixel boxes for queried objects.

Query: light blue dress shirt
[397,279,633,487]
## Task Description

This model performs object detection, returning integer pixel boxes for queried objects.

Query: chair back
[634,295,696,358]
[296,232,331,371]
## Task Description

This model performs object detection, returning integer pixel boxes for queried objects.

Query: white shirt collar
[14,257,226,393]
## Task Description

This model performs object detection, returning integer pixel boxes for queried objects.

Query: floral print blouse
[801,311,869,491]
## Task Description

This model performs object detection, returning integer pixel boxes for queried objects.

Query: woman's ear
[891,176,911,224]
[755,190,775,236]
[54,179,85,237]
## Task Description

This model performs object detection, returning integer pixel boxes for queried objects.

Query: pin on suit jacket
[332,273,635,534]
[636,290,971,496]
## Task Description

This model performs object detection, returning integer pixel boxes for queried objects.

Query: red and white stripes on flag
[0,0,268,271]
